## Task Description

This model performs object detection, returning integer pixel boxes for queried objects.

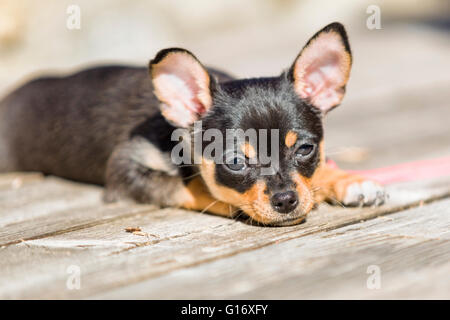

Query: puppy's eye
[296,144,314,157]
[225,156,246,171]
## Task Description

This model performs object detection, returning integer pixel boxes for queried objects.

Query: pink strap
[326,156,450,185]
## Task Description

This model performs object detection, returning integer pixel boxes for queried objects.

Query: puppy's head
[149,22,352,226]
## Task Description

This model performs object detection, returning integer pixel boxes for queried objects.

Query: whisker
[231,210,245,221]
[182,172,202,180]
[200,200,219,214]
[326,195,346,208]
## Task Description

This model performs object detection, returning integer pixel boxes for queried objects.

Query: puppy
[0,22,385,226]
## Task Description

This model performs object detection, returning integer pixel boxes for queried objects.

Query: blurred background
[0,0,449,170]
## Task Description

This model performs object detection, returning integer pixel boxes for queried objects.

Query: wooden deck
[0,172,449,299]
[1,25,450,300]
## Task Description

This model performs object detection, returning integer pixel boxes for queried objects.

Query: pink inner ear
[152,52,211,127]
[294,31,351,112]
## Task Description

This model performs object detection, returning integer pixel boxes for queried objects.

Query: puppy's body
[0,66,231,183]
[0,23,386,226]
[1,66,155,182]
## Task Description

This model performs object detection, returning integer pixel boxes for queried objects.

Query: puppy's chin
[242,206,310,227]
[264,215,307,227]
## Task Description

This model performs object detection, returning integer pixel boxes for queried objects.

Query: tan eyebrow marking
[240,142,257,159]
[285,131,298,148]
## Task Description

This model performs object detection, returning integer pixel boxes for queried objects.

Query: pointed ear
[149,48,214,127]
[289,22,352,113]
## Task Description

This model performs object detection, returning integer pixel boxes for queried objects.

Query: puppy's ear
[149,48,214,127]
[288,22,352,113]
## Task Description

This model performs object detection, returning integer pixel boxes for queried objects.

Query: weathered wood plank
[94,198,450,299]
[0,202,159,246]
[0,176,448,299]
[0,176,159,246]
[0,177,102,227]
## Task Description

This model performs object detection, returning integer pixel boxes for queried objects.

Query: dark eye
[225,156,246,171]
[296,144,314,157]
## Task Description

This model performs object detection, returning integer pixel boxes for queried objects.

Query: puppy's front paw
[342,180,386,207]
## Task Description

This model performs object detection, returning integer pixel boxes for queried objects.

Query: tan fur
[181,176,236,217]
[311,141,366,204]
[240,142,257,159]
[285,131,298,148]
[291,172,314,214]
[186,140,367,222]
[199,158,276,223]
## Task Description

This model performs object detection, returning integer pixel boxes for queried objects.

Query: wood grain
[0,176,448,299]
[94,198,450,299]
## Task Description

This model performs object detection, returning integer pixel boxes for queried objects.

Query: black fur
[202,75,322,194]
[0,63,321,202]
[0,22,349,211]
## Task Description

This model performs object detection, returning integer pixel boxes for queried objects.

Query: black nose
[270,191,299,213]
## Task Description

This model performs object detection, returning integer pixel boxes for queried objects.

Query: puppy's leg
[312,164,386,207]
[104,138,235,217]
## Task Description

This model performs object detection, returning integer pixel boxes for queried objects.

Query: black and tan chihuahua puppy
[0,22,385,226]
